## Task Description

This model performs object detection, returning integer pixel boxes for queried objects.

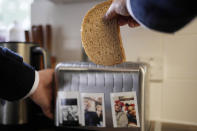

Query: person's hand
[104,0,140,27]
[30,69,54,119]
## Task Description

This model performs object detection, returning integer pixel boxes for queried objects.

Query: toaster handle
[32,46,51,69]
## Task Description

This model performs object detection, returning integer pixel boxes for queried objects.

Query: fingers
[128,18,140,27]
[32,69,54,119]
[41,87,53,119]
[104,2,118,20]
[115,0,130,16]
[104,0,129,20]
[43,108,53,119]
[117,16,140,27]
[117,16,130,26]
[44,84,54,119]
[104,0,140,28]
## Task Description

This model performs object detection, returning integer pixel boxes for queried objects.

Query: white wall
[31,0,197,125]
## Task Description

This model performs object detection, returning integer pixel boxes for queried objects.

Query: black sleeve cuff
[130,0,196,33]
[0,47,35,101]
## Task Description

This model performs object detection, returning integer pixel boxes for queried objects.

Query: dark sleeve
[0,46,35,101]
[129,0,196,33]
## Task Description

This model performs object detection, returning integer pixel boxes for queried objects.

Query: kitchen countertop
[1,121,197,131]
[150,121,197,131]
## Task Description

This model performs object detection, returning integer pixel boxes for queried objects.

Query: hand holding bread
[104,0,140,27]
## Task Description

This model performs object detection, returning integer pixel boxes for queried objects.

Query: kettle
[0,42,50,125]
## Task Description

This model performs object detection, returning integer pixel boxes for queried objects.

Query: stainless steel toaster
[54,62,150,131]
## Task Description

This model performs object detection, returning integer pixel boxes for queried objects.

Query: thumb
[43,108,53,119]
[104,2,117,20]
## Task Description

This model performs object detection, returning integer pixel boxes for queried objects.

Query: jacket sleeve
[0,46,35,101]
[128,0,196,33]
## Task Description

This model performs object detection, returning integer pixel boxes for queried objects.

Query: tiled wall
[162,22,197,125]
[122,20,197,125]
[31,0,197,125]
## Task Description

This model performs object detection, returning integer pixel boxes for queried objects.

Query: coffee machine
[0,42,50,125]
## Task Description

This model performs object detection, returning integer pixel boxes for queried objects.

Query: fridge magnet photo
[58,92,81,126]
[110,92,140,128]
[81,93,106,127]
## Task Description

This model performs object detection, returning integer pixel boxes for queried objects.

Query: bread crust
[81,0,126,66]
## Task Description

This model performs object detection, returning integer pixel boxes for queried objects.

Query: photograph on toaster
[81,93,105,127]
[111,92,140,128]
[58,92,81,126]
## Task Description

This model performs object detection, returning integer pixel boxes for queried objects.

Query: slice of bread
[81,0,126,66]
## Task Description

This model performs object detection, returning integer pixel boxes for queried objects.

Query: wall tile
[149,83,162,120]
[163,34,197,80]
[122,30,164,61]
[162,80,197,123]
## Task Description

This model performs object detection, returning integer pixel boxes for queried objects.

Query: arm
[104,0,140,28]
[104,0,196,33]
[0,47,54,119]
[129,0,196,33]
[0,47,35,100]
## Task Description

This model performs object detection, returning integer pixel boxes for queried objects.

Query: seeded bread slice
[81,0,126,66]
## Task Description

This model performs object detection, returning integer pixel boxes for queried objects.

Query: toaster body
[55,62,150,131]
